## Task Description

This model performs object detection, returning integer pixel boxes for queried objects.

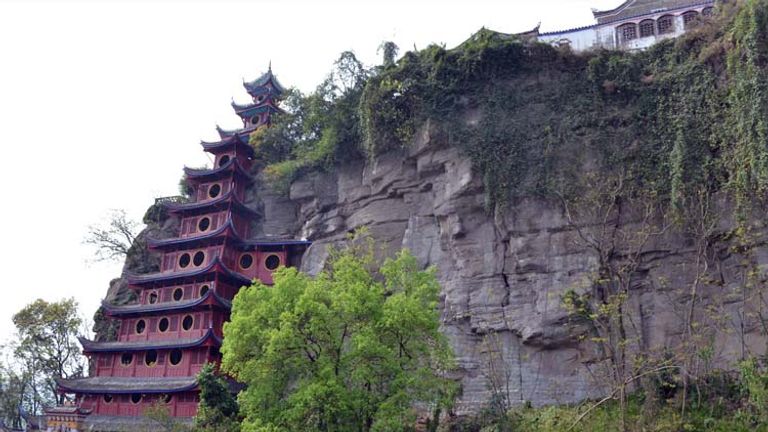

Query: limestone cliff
[247,121,768,414]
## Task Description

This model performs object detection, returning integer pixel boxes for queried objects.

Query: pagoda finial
[268,60,272,73]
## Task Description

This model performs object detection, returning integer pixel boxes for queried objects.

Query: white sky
[0,0,619,345]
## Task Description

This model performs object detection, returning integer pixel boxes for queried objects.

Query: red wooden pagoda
[45,67,309,431]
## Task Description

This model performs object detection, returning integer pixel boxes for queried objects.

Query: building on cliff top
[43,67,310,432]
[532,0,717,52]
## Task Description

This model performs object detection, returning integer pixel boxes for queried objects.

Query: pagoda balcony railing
[155,195,188,206]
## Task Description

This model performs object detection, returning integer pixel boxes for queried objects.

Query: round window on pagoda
[103,394,113,404]
[169,349,183,366]
[265,254,281,271]
[251,115,261,126]
[130,394,142,404]
[145,350,158,367]
[255,95,266,104]
[218,155,231,167]
[199,284,210,297]
[193,251,205,267]
[179,253,191,268]
[198,217,211,232]
[148,292,158,305]
[239,253,254,270]
[158,317,170,333]
[173,287,184,301]
[182,315,194,331]
[208,184,222,199]
[135,319,146,335]
[120,352,133,366]
[162,394,173,404]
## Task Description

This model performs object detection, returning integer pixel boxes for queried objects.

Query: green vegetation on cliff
[256,0,768,217]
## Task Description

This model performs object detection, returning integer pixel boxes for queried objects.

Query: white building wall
[537,4,713,53]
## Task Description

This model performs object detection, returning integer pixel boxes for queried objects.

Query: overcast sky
[0,0,619,345]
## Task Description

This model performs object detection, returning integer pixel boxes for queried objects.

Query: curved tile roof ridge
[125,256,251,286]
[101,290,231,316]
[55,376,198,394]
[78,328,221,353]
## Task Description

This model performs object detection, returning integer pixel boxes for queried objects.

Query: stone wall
[254,122,768,414]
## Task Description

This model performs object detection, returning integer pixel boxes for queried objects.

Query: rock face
[252,122,768,413]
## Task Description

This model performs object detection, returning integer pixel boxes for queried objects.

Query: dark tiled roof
[593,0,715,23]
[146,218,242,249]
[183,157,252,182]
[83,415,194,431]
[216,124,257,139]
[56,376,197,394]
[79,329,221,353]
[199,134,255,158]
[243,68,286,96]
[241,238,312,248]
[161,188,260,217]
[101,290,231,316]
[125,256,251,286]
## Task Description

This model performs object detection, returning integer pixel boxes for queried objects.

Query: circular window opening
[169,349,183,366]
[121,352,133,366]
[162,394,173,404]
[173,288,184,301]
[148,292,158,304]
[251,115,261,126]
[218,155,231,167]
[135,320,146,335]
[179,253,191,268]
[158,317,169,333]
[265,254,281,271]
[145,350,158,367]
[255,95,266,104]
[182,315,194,331]
[199,284,210,297]
[130,394,142,404]
[198,217,211,232]
[239,254,254,269]
[103,394,113,404]
[208,184,222,199]
[193,251,205,267]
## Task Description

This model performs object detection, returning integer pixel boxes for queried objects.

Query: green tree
[11,298,85,411]
[194,363,240,432]
[222,244,455,432]
[0,360,26,429]
[377,41,399,68]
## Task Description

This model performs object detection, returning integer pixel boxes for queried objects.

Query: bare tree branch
[83,209,142,262]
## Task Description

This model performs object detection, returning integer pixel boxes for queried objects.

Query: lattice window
[618,23,638,42]
[683,11,699,28]
[658,15,674,34]
[639,20,655,38]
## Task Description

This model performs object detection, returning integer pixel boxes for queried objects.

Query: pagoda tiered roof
[79,329,221,353]
[102,290,231,317]
[200,134,255,158]
[232,101,284,120]
[183,157,253,183]
[216,124,256,140]
[126,256,252,287]
[240,238,312,250]
[146,218,242,250]
[56,376,198,394]
[162,189,260,217]
[243,68,285,97]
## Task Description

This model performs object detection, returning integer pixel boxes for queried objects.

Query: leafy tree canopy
[194,363,240,432]
[222,242,455,432]
[11,298,85,412]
